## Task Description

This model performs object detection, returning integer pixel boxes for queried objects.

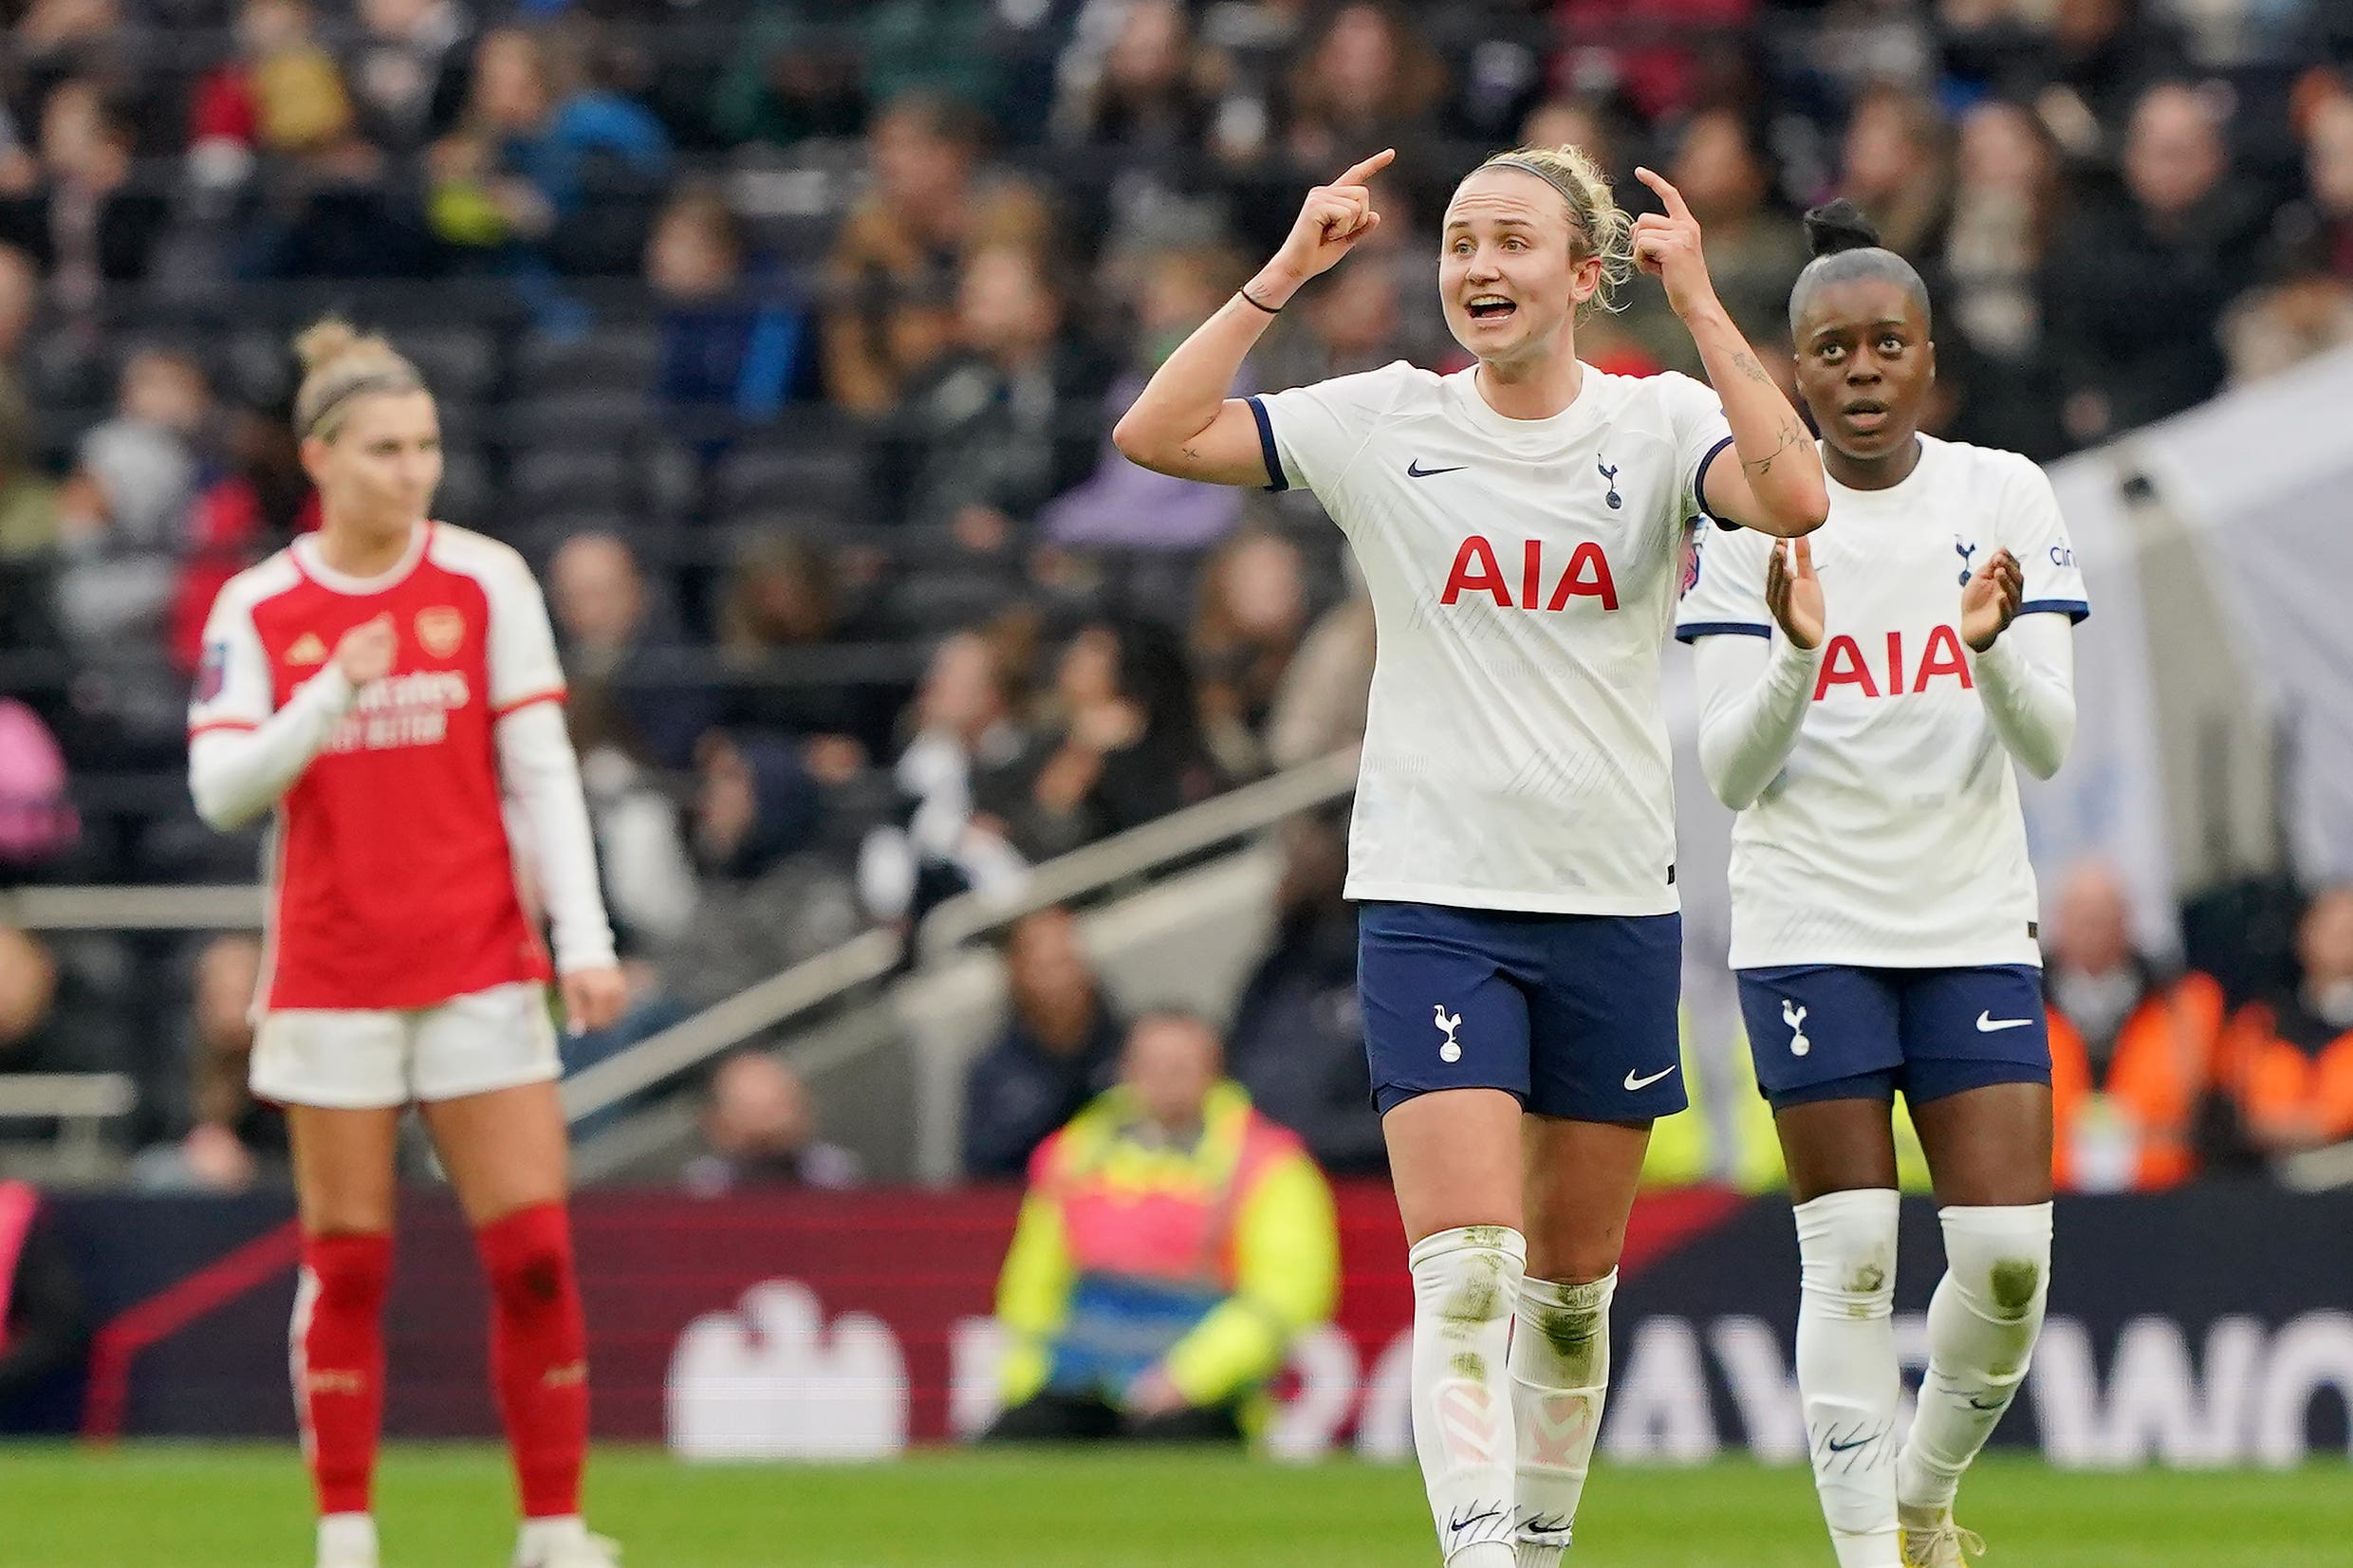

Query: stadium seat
[510,446,638,521]
[500,389,652,452]
[511,325,661,397]
[712,443,871,525]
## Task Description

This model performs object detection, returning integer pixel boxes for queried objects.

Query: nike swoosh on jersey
[1623,1065,1678,1091]
[1406,459,1468,477]
[1975,1012,2034,1032]
[1825,1432,1876,1452]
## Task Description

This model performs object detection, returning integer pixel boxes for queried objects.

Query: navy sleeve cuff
[2018,599,2090,623]
[1245,395,1287,492]
[1695,434,1740,530]
[1675,621,1773,644]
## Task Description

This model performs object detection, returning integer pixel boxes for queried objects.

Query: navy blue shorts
[1735,963,2052,1111]
[1358,902,1685,1121]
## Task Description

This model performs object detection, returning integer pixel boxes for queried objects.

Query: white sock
[1898,1203,2052,1524]
[1794,1189,1904,1568]
[516,1515,588,1564]
[1410,1225,1526,1568]
[1507,1269,1613,1565]
[316,1513,377,1564]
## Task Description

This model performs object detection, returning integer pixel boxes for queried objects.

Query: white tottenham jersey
[1676,435,2089,968]
[1251,360,1734,914]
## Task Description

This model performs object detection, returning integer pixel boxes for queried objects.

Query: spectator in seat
[962,906,1122,1179]
[2223,213,2353,386]
[1277,3,1445,189]
[2220,886,2353,1161]
[648,185,806,461]
[2043,80,2267,445]
[0,926,112,1077]
[170,397,317,676]
[684,1049,860,1195]
[1840,82,1951,261]
[661,728,863,1011]
[549,531,715,773]
[53,365,205,767]
[1037,247,1248,554]
[713,0,1007,149]
[1649,106,1806,377]
[0,79,168,311]
[857,624,1035,927]
[130,934,281,1192]
[344,0,475,157]
[820,91,1050,415]
[1225,811,1383,1173]
[890,242,1110,542]
[1190,528,1309,782]
[0,1179,88,1430]
[2044,860,2228,1191]
[714,531,886,762]
[1936,98,2070,460]
[1007,618,1224,861]
[984,1010,1337,1443]
[428,26,671,275]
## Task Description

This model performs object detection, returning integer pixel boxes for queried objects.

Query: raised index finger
[1336,148,1396,186]
[1634,166,1692,220]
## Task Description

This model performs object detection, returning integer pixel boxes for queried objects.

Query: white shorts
[250,982,561,1110]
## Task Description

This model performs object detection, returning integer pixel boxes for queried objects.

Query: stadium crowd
[0,0,2347,1186]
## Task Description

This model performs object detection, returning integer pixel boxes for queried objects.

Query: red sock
[293,1231,391,1517]
[477,1202,589,1519]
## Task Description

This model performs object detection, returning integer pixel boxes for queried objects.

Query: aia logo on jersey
[195,640,228,703]
[415,606,465,658]
[1441,536,1620,613]
[1813,626,1973,701]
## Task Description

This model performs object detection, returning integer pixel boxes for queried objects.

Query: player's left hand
[560,966,628,1037]
[1961,546,2024,651]
[1630,168,1722,323]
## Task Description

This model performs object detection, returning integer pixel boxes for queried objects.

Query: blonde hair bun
[290,317,426,439]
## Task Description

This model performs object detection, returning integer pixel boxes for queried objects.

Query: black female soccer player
[1677,202,2086,1568]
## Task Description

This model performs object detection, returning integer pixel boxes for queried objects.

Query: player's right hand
[1767,537,1825,650]
[1269,149,1394,286]
[333,614,398,686]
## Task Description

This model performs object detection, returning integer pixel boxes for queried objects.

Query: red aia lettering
[1441,536,1619,612]
[1812,625,1976,701]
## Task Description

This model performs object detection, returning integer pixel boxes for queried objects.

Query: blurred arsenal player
[189,321,625,1568]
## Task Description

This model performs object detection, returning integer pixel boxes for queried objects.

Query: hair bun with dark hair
[1803,198,1882,259]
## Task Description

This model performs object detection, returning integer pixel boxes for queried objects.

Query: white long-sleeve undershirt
[1965,611,2077,780]
[189,679,616,975]
[1694,630,1822,811]
[495,700,617,974]
[188,665,360,831]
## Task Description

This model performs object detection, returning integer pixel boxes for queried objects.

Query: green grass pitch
[0,1445,2343,1567]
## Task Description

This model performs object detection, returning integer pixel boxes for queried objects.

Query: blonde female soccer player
[1677,201,2086,1568]
[1115,145,1826,1565]
[189,322,627,1568]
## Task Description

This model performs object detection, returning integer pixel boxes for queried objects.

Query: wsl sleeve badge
[195,640,229,704]
[1677,517,1703,600]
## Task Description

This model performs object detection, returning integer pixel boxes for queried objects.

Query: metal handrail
[558,927,902,1123]
[0,885,264,932]
[0,1073,138,1119]
[916,747,1359,957]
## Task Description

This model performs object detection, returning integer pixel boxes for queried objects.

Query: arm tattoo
[1730,350,1774,387]
[1741,423,1806,478]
